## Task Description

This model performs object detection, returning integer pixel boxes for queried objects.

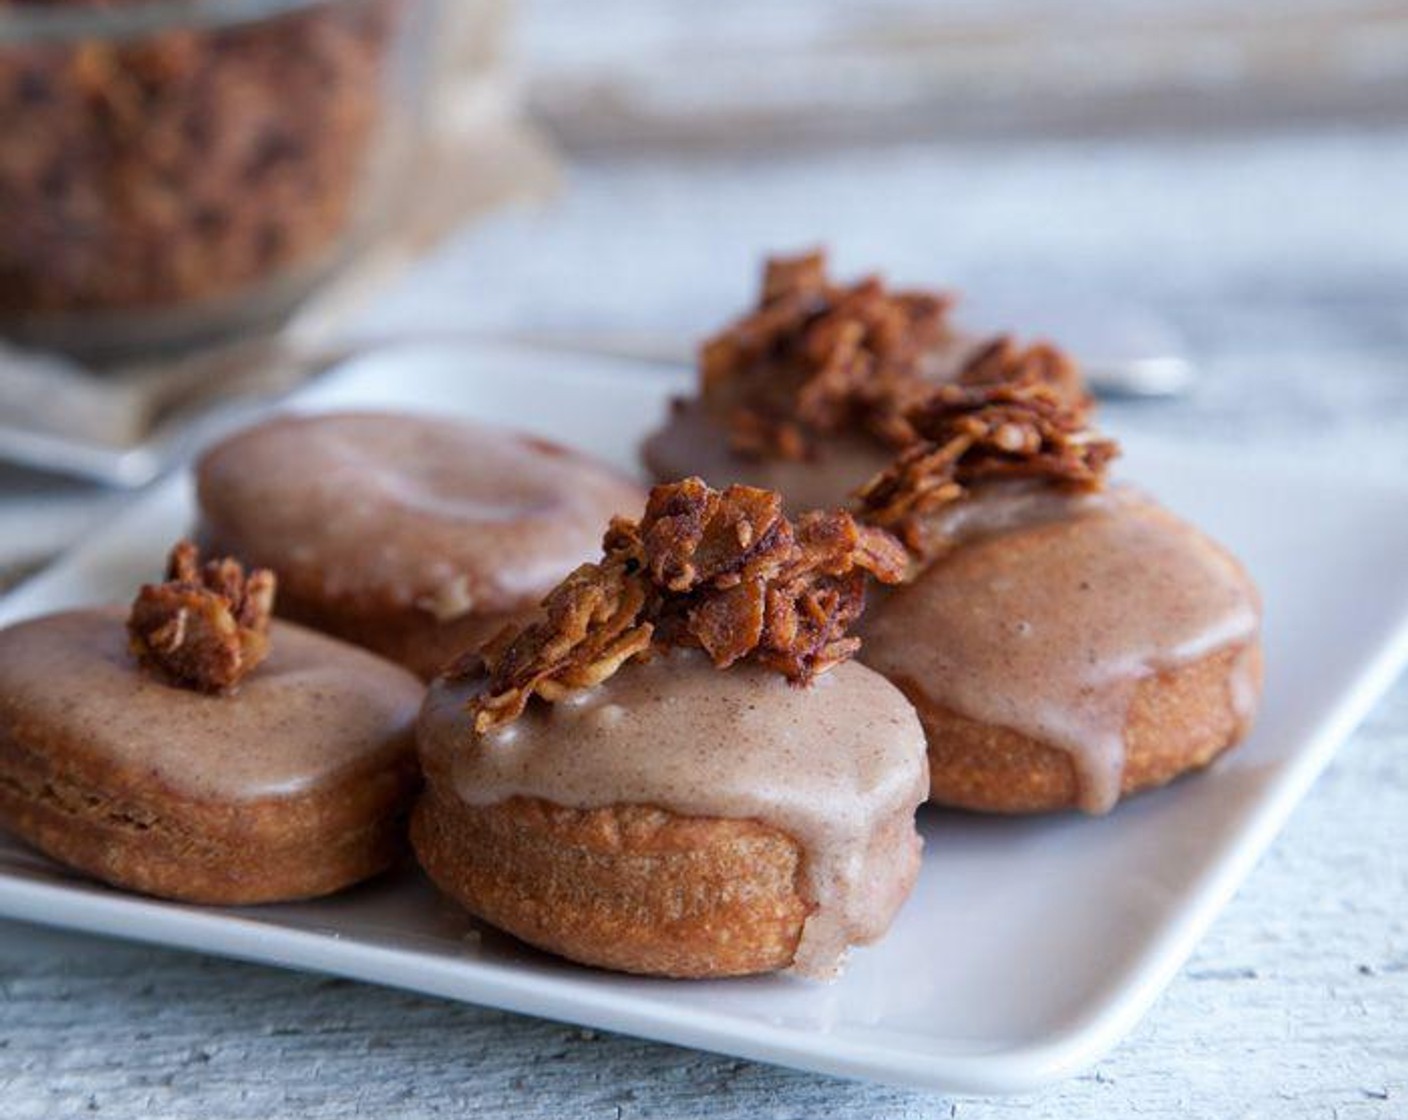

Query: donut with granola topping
[852,372,1263,814]
[640,249,1070,512]
[647,250,1262,815]
[412,479,929,979]
[0,542,423,903]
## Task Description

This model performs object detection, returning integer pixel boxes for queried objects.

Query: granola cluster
[956,334,1090,408]
[855,365,1120,556]
[0,0,394,317]
[465,479,908,733]
[697,249,955,460]
[127,540,276,693]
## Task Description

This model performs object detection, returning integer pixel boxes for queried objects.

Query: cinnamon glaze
[0,608,421,801]
[859,484,1261,812]
[419,650,929,978]
[641,401,892,514]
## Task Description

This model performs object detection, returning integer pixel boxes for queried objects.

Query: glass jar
[0,0,438,360]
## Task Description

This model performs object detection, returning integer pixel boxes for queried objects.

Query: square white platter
[2,342,1406,1094]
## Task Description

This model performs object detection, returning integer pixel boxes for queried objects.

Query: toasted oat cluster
[856,371,1120,556]
[697,249,955,460]
[127,540,276,693]
[465,479,909,733]
[956,335,1091,408]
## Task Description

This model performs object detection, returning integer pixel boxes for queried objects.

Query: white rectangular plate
[2,342,1406,1094]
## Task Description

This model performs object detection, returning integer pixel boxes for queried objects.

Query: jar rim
[0,0,360,45]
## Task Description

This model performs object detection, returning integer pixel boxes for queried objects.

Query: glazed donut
[196,410,646,678]
[411,479,927,979]
[858,483,1263,814]
[414,649,927,979]
[641,249,1011,512]
[646,249,1262,814]
[0,587,422,904]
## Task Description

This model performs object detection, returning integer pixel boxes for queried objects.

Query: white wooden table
[2,118,1407,1116]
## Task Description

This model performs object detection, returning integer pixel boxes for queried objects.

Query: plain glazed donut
[196,410,646,678]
